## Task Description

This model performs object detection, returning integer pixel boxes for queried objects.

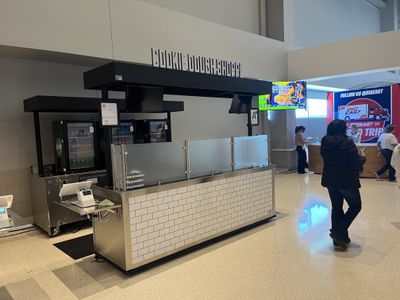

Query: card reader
[76,189,95,207]
[59,181,96,207]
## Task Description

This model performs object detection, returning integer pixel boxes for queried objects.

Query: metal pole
[102,88,113,188]
[166,111,172,142]
[247,108,253,136]
[121,144,127,191]
[33,112,44,176]
[231,137,235,172]
[111,144,116,191]
[184,140,190,180]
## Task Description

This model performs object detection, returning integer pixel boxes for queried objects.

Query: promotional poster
[329,86,391,143]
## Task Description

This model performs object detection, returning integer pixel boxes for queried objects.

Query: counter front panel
[128,169,273,266]
[308,144,387,178]
[93,167,274,271]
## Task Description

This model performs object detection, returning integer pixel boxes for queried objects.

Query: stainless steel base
[30,170,106,236]
[93,166,275,271]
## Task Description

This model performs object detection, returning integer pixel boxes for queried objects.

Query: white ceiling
[309,70,400,90]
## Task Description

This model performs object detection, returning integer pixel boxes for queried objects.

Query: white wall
[140,0,261,35]
[296,118,327,140]
[292,0,380,47]
[0,58,99,171]
[288,29,400,81]
[0,0,113,59]
[0,0,288,80]
[109,0,287,81]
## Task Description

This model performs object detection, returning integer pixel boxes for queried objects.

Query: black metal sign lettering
[151,48,241,78]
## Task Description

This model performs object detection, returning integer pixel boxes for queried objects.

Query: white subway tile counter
[93,167,275,271]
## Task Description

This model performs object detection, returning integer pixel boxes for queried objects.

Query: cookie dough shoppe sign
[327,85,400,143]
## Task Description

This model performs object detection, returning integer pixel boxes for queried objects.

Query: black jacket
[320,135,365,189]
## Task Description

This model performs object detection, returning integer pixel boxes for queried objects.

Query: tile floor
[1,173,400,299]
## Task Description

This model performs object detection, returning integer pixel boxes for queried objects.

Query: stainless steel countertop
[93,165,273,202]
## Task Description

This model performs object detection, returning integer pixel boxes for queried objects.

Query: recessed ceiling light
[307,84,347,92]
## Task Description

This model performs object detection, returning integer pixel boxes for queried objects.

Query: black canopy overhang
[82,62,271,188]
[23,96,183,113]
[23,95,180,179]
[83,62,272,98]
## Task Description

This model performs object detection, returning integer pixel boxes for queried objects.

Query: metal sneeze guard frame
[111,135,269,191]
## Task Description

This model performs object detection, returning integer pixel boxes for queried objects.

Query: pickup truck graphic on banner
[333,87,391,143]
[338,103,389,121]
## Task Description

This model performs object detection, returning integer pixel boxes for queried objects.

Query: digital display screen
[259,81,306,110]
[82,190,92,196]
[259,94,271,111]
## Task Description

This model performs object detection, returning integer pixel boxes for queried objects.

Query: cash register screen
[82,190,92,196]
[0,208,5,214]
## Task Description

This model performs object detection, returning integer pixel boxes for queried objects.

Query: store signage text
[151,48,241,77]
[340,88,384,98]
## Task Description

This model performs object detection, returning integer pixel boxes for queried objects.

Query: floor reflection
[298,200,329,234]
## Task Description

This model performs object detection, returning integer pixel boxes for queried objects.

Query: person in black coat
[320,119,366,249]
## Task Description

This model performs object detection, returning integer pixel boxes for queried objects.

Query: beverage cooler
[111,121,135,144]
[53,121,100,174]
[134,119,170,143]
[97,121,135,170]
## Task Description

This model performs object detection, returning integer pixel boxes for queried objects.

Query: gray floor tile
[53,264,104,299]
[6,279,50,300]
[0,287,13,300]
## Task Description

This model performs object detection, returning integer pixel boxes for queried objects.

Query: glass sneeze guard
[112,135,269,191]
[188,138,232,178]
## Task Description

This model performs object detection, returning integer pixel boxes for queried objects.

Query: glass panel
[125,142,186,188]
[112,122,134,145]
[189,138,232,178]
[67,122,95,170]
[234,135,269,170]
[296,108,309,118]
[308,99,327,118]
[111,145,124,190]
[295,99,328,119]
[149,121,167,143]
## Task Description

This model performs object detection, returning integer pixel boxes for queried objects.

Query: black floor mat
[54,234,94,259]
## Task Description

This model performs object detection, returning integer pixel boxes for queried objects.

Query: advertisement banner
[270,81,306,110]
[333,86,391,143]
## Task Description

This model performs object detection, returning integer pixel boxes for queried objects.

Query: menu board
[100,102,119,127]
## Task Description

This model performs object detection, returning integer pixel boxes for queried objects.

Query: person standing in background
[295,126,308,174]
[320,119,366,249]
[349,124,361,144]
[376,124,398,182]
[391,144,400,187]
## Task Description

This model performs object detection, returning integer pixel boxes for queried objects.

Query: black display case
[53,121,101,174]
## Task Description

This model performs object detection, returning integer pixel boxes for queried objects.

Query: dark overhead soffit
[83,62,272,98]
[23,96,184,113]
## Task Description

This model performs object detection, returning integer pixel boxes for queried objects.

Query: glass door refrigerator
[134,119,170,143]
[111,121,135,144]
[53,121,99,174]
[97,120,135,170]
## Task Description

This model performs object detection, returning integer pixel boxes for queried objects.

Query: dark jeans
[377,149,395,181]
[327,188,362,239]
[296,146,308,173]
